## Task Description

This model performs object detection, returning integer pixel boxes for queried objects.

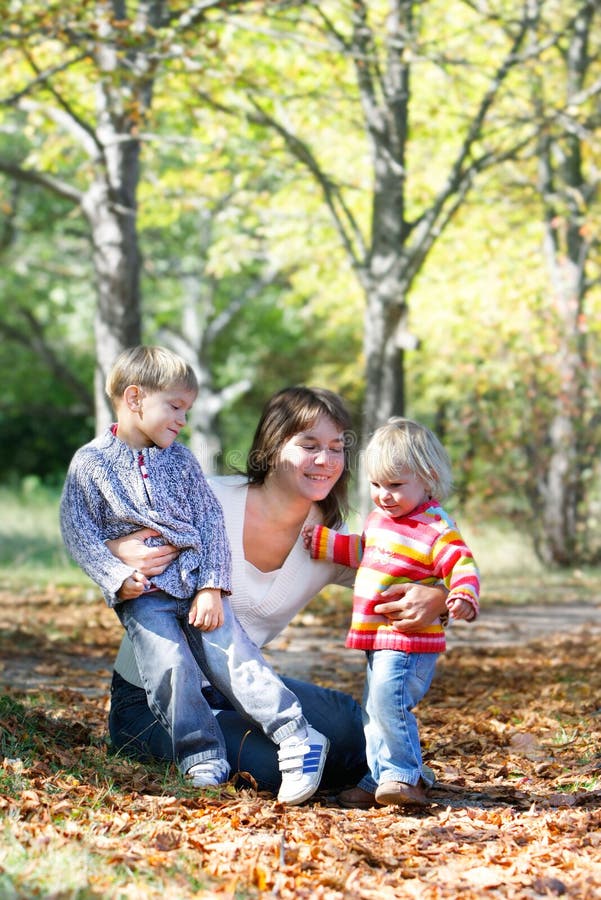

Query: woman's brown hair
[246,386,355,528]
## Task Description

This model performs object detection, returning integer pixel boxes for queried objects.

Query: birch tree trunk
[527,0,597,564]
[155,206,296,472]
[348,0,538,508]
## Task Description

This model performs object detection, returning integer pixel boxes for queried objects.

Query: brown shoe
[375,780,429,807]
[337,785,378,809]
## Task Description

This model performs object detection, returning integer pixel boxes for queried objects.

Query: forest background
[0,0,600,568]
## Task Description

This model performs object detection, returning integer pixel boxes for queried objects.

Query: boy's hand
[448,597,476,621]
[189,588,224,631]
[301,524,314,550]
[117,570,150,600]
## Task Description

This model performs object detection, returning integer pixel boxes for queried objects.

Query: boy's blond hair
[364,417,453,500]
[106,345,198,404]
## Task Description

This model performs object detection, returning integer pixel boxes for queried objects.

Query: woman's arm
[106,528,179,578]
[373,582,448,632]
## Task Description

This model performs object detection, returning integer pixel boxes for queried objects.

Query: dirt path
[262,600,601,686]
[2,592,599,698]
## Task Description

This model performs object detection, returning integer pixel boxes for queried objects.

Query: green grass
[0,480,89,589]
[0,822,229,900]
[0,695,240,899]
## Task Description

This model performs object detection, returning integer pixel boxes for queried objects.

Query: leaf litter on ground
[0,585,600,899]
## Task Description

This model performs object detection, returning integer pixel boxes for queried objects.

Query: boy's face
[123,385,197,448]
[368,468,428,519]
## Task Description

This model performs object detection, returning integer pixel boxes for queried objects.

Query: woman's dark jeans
[109,670,367,794]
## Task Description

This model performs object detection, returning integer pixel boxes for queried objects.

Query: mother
[107,386,446,807]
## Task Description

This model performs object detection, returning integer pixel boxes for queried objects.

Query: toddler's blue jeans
[357,649,439,793]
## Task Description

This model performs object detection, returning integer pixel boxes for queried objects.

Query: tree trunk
[82,172,142,433]
[534,256,584,565]
[358,258,419,506]
[346,0,528,513]
[528,0,595,565]
[361,283,412,437]
[354,0,413,446]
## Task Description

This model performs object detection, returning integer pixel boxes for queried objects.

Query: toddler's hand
[448,597,476,621]
[189,588,224,631]
[301,524,315,550]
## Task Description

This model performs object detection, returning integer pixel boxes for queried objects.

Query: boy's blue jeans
[115,591,307,775]
[357,649,439,794]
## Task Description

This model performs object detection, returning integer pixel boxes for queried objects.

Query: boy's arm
[433,529,480,620]
[309,525,364,570]
[60,468,135,607]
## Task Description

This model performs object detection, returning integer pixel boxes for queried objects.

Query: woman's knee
[109,672,173,761]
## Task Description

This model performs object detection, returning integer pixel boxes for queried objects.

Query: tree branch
[167,0,260,32]
[0,159,82,205]
[194,87,368,268]
[0,52,89,106]
[0,309,93,410]
[406,0,542,265]
[19,46,105,159]
[205,264,292,344]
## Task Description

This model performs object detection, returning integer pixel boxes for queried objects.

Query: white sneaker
[187,758,231,787]
[277,726,330,805]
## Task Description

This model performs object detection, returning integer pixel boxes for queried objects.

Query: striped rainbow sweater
[310,500,480,653]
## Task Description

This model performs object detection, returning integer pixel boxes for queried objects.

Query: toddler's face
[368,468,428,519]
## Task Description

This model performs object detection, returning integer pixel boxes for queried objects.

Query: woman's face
[270,413,346,502]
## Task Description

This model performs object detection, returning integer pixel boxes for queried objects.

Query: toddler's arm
[433,524,480,621]
[189,588,224,631]
[185,453,232,597]
[306,524,363,569]
[60,465,137,607]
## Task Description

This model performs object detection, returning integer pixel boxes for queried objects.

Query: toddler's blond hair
[364,417,453,500]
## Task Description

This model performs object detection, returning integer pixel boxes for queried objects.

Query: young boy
[303,417,480,808]
[60,345,328,804]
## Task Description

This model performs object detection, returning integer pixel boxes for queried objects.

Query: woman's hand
[106,528,179,578]
[373,583,448,633]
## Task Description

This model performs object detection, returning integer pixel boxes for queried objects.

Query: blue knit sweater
[60,429,232,608]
